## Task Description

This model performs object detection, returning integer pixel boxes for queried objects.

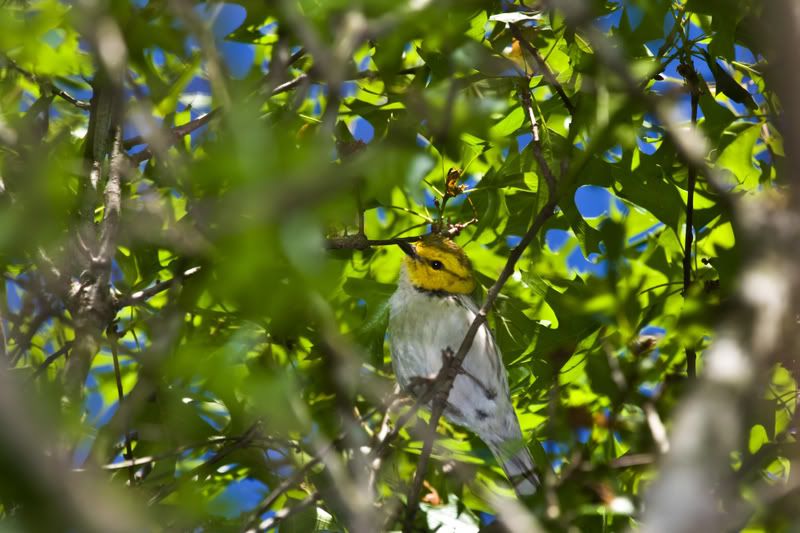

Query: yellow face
[404,235,475,294]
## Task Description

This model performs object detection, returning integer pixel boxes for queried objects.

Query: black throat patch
[413,286,454,299]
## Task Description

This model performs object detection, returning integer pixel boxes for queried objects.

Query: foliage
[0,0,792,531]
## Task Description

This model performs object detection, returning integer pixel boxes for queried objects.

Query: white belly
[387,274,522,442]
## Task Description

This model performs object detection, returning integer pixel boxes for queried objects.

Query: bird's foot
[406,375,438,398]
[439,346,461,380]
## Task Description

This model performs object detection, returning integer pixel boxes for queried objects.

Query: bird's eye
[430,260,444,270]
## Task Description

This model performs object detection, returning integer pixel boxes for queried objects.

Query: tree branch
[402,82,559,529]
[64,121,124,399]
[99,126,123,264]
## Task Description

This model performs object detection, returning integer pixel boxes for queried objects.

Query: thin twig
[0,305,6,361]
[269,65,416,99]
[127,63,421,164]
[402,368,447,531]
[148,422,261,505]
[325,219,477,251]
[510,24,575,115]
[367,394,402,492]
[127,67,330,164]
[579,453,656,470]
[402,81,560,529]
[644,402,670,455]
[123,109,219,149]
[2,55,91,109]
[356,189,366,237]
[518,79,558,193]
[550,3,732,204]
[244,456,322,531]
[324,234,421,251]
[368,392,430,463]
[272,73,309,97]
[116,266,202,309]
[28,341,73,381]
[242,403,383,531]
[288,47,307,66]
[128,112,217,164]
[9,309,54,366]
[681,51,700,380]
[86,434,296,473]
[168,0,230,108]
[246,492,321,533]
[108,325,136,485]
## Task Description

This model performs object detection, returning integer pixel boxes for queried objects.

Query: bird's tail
[487,439,539,497]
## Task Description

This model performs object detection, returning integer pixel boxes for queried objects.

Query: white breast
[387,269,522,443]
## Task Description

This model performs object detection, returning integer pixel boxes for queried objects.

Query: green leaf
[748,424,769,454]
[714,123,761,189]
[489,106,524,138]
[701,50,757,111]
[617,149,684,235]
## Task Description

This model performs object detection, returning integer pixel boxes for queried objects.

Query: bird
[387,233,539,496]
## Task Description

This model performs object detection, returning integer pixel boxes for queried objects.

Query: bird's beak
[397,241,418,260]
